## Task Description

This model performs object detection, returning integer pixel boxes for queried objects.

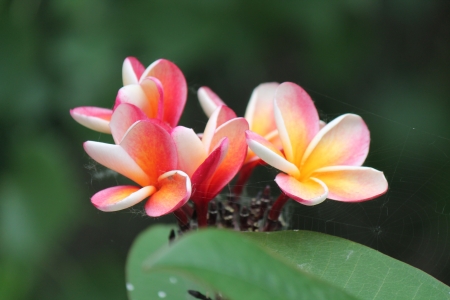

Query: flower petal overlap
[247,82,388,205]
[71,57,187,136]
[198,83,279,165]
[84,119,191,217]
[172,105,249,225]
[71,57,388,223]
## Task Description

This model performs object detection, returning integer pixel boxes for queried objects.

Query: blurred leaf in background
[1,0,450,299]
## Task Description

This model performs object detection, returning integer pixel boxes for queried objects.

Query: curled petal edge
[145,170,192,217]
[275,173,328,206]
[198,86,225,117]
[139,59,187,127]
[70,106,112,134]
[92,185,156,212]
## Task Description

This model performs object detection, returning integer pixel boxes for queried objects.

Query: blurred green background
[1,1,450,299]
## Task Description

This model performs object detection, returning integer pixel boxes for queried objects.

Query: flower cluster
[71,57,388,228]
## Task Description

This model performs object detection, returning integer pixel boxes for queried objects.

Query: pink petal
[246,131,299,177]
[145,170,191,217]
[171,126,207,177]
[120,120,177,185]
[114,85,153,118]
[301,114,370,176]
[114,77,163,120]
[274,82,320,166]
[140,59,187,127]
[202,105,237,151]
[140,76,164,120]
[110,103,148,144]
[190,138,229,203]
[92,185,155,212]
[83,141,150,186]
[311,166,388,202]
[122,57,145,86]
[275,173,328,206]
[70,106,112,133]
[198,86,226,117]
[206,118,249,197]
[244,82,279,136]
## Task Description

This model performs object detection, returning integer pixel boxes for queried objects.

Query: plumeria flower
[83,104,191,217]
[171,105,249,226]
[197,84,281,196]
[70,57,187,134]
[198,83,326,196]
[246,82,388,207]
[198,83,281,164]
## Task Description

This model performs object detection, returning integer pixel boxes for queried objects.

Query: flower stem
[268,193,289,222]
[263,193,289,232]
[181,202,193,217]
[196,202,209,228]
[173,208,190,232]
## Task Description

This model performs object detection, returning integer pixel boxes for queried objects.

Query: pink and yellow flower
[198,84,282,196]
[197,83,326,196]
[70,57,187,134]
[83,105,191,217]
[246,82,388,206]
[198,83,281,165]
[171,105,249,226]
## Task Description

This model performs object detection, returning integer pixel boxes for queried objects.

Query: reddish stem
[181,202,193,218]
[196,202,209,228]
[232,161,258,197]
[268,193,290,221]
[173,208,189,228]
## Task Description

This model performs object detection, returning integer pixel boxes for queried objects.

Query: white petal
[72,114,111,134]
[198,87,225,117]
[171,127,207,177]
[274,100,294,162]
[116,85,153,117]
[93,186,156,212]
[83,141,149,186]
[247,138,300,177]
[202,106,221,151]
[122,58,141,85]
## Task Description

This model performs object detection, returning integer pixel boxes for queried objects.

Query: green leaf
[126,225,211,300]
[127,226,357,300]
[245,230,450,300]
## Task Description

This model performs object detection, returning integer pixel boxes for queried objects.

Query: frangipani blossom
[246,82,388,206]
[83,113,191,217]
[70,57,187,134]
[171,105,249,226]
[198,83,326,196]
[198,83,281,165]
[198,84,281,197]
